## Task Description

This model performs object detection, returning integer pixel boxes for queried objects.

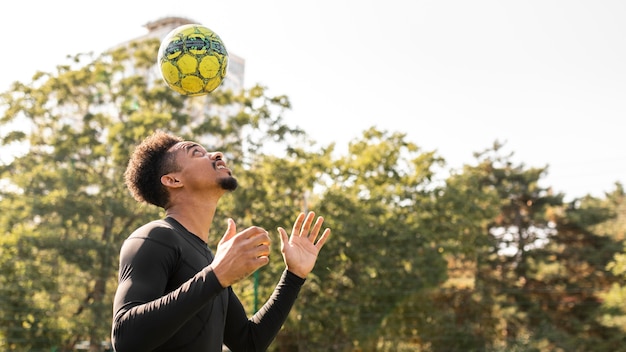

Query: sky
[1,0,624,201]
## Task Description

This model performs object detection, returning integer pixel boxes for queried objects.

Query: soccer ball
[157,24,229,96]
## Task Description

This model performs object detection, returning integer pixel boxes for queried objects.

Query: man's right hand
[210,218,271,287]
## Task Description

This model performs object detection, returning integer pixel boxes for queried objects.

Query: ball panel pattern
[157,24,229,96]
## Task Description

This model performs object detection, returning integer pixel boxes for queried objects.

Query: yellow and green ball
[158,24,228,96]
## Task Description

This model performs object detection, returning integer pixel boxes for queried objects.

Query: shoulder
[128,219,177,241]
[120,220,182,257]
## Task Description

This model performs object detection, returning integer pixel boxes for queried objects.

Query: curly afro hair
[124,131,183,208]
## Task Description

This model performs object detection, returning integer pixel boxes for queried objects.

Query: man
[111,131,331,351]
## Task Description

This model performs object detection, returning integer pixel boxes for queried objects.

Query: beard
[219,176,238,191]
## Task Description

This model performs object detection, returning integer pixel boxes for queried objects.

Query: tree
[596,184,626,348]
[449,142,625,351]
[3,31,624,352]
[283,127,450,351]
[423,145,503,351]
[0,37,299,351]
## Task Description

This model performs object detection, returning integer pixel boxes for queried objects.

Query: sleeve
[223,270,306,351]
[111,229,225,352]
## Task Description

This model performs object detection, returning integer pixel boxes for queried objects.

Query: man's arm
[111,233,224,351]
[222,212,331,351]
[223,270,305,351]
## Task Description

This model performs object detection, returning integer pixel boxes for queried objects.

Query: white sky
[1,0,625,201]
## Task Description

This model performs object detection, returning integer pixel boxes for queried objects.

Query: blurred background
[1,1,625,351]
[1,0,625,199]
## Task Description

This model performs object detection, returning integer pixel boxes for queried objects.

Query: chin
[219,177,238,191]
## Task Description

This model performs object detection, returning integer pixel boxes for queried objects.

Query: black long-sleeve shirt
[111,217,304,352]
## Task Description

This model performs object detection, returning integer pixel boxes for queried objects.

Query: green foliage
[282,128,450,351]
[1,36,625,352]
[598,186,626,340]
[0,37,302,350]
[450,144,625,352]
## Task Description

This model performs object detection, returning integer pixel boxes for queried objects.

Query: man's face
[167,141,238,192]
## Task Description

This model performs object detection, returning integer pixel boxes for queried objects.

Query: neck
[165,197,219,243]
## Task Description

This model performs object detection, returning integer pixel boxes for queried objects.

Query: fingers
[290,212,330,245]
[244,227,271,259]
[240,225,269,240]
[292,212,316,237]
[221,223,271,258]
[219,218,237,244]
[291,212,307,236]
[308,216,325,242]
[278,227,288,249]
[211,226,270,287]
[315,228,331,250]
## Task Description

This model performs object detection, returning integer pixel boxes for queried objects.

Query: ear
[161,174,183,189]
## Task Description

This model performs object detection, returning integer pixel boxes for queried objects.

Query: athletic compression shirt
[111,217,305,352]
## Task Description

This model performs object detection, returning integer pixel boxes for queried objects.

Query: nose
[209,151,224,160]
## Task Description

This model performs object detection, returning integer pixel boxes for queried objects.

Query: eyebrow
[183,143,212,158]
[183,143,202,152]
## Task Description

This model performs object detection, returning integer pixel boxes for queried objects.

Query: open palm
[279,212,331,279]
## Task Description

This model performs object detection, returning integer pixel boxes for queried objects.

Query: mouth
[214,160,232,175]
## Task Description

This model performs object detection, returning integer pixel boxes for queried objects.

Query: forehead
[168,141,206,153]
